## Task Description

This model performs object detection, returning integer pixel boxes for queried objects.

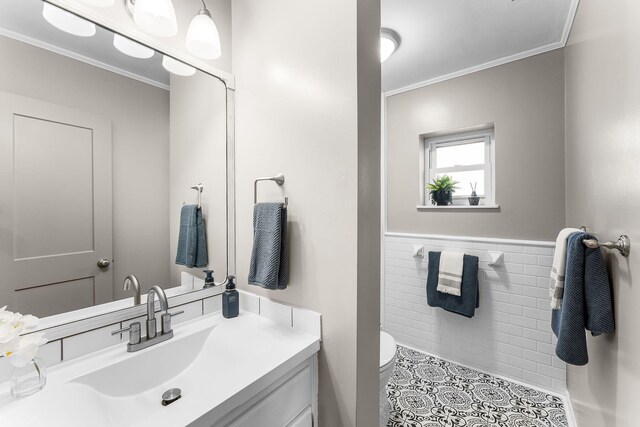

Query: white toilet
[379,331,397,426]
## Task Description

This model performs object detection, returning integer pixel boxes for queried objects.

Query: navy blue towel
[427,251,479,318]
[552,232,615,365]
[175,205,208,269]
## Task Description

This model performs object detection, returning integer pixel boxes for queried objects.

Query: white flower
[0,307,46,367]
[12,314,39,333]
[0,323,18,344]
[8,333,47,368]
[0,308,17,325]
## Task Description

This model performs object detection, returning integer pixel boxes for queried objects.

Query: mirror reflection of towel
[248,203,288,290]
[175,204,208,268]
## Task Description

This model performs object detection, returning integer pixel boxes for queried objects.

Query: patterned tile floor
[386,346,568,427]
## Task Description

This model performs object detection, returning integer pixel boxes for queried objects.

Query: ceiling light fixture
[162,55,196,76]
[125,0,178,37]
[42,3,96,37]
[185,0,221,60]
[79,0,115,7]
[380,28,400,63]
[113,33,154,59]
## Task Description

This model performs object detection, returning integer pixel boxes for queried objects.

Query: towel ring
[254,173,288,208]
[190,183,204,209]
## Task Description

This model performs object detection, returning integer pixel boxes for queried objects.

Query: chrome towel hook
[254,173,288,207]
[190,183,204,209]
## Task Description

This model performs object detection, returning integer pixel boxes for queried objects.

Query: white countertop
[0,311,320,426]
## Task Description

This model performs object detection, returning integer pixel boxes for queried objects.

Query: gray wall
[0,35,171,300]
[232,0,380,424]
[565,1,640,426]
[169,72,228,286]
[386,50,566,241]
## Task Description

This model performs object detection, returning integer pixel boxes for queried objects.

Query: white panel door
[0,92,113,317]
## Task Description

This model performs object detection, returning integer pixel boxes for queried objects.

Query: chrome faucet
[123,275,141,305]
[146,285,168,339]
[112,285,182,352]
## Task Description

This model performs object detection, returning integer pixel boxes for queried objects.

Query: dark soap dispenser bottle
[203,270,215,289]
[222,275,239,318]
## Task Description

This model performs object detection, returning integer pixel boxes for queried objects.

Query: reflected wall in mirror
[0,0,228,318]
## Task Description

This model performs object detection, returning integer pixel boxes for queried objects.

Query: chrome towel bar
[580,226,631,257]
[254,173,288,207]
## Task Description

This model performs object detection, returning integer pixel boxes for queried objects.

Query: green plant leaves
[427,175,460,192]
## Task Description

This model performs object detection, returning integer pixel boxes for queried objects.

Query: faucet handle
[112,322,141,345]
[161,310,184,335]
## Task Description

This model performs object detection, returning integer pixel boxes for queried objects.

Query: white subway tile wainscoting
[383,233,565,392]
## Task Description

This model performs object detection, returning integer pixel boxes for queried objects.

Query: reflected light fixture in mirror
[185,0,221,60]
[113,33,154,59]
[162,55,196,76]
[42,3,96,37]
[129,0,178,37]
[79,0,115,7]
[380,28,400,63]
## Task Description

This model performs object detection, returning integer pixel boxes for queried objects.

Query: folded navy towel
[175,205,208,268]
[248,202,288,290]
[552,232,615,365]
[427,251,479,318]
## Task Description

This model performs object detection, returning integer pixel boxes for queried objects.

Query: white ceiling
[0,0,169,88]
[381,0,578,94]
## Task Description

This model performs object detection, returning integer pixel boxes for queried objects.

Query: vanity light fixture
[185,0,222,60]
[79,0,115,7]
[124,0,178,37]
[162,55,196,76]
[113,34,154,59]
[380,28,400,63]
[42,3,96,37]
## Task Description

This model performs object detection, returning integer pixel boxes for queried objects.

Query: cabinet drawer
[228,366,312,427]
[287,406,312,427]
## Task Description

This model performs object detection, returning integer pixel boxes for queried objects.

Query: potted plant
[427,175,459,206]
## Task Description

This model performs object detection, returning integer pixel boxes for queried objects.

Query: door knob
[97,258,111,269]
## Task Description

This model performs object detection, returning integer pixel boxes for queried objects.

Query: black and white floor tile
[386,346,568,427]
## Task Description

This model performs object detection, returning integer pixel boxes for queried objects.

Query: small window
[425,129,495,205]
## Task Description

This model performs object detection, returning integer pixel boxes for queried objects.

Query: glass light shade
[79,0,115,7]
[185,11,221,60]
[42,3,96,37]
[380,36,397,63]
[113,34,154,59]
[162,55,196,77]
[133,0,178,37]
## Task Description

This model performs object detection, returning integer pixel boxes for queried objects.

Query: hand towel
[551,232,615,365]
[550,227,581,309]
[175,205,208,268]
[436,251,465,296]
[427,251,480,318]
[248,202,288,290]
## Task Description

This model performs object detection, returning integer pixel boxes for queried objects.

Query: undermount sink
[72,326,215,397]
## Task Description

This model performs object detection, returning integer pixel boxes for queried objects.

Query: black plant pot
[431,190,453,206]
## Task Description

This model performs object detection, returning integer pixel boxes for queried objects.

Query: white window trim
[425,129,495,206]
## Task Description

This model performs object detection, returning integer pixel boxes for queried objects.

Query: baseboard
[563,391,578,427]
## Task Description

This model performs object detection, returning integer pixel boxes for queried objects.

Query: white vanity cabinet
[195,355,318,427]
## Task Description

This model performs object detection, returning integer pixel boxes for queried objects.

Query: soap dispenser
[203,270,215,289]
[222,275,239,318]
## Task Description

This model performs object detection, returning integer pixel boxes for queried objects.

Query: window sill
[416,204,501,210]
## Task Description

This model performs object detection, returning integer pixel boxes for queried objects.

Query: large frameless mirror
[0,0,231,321]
